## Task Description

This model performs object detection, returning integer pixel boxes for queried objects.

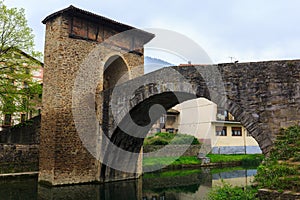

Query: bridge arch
[100,68,264,180]
[103,54,131,90]
[39,5,300,186]
[108,66,263,152]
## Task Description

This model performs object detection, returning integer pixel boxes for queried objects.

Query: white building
[148,98,262,154]
[173,98,262,154]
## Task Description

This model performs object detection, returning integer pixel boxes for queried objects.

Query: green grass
[207,180,258,200]
[207,154,264,165]
[143,156,201,168]
[143,154,264,168]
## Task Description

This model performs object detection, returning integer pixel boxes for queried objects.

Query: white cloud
[5,0,300,64]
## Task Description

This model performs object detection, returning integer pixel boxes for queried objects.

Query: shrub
[171,134,200,145]
[150,139,169,145]
[254,125,300,192]
[144,132,201,146]
[207,180,258,200]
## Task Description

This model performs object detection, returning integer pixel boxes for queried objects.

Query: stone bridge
[39,6,300,185]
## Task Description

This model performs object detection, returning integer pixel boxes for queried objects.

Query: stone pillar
[39,14,101,185]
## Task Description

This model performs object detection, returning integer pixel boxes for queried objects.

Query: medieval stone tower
[39,5,154,185]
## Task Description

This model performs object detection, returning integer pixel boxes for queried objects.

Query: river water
[0,167,256,200]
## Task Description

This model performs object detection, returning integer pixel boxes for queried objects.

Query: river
[0,167,257,200]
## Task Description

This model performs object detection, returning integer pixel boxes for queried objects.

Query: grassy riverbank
[255,125,300,192]
[143,154,264,169]
[207,125,300,199]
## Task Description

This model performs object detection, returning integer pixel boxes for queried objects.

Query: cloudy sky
[5,0,300,65]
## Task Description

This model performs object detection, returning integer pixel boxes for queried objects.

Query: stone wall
[0,144,39,173]
[0,115,40,144]
[40,6,300,186]
[109,61,300,156]
[0,116,40,173]
[258,189,300,200]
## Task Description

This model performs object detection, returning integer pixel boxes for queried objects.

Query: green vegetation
[0,1,42,124]
[208,125,300,199]
[207,180,258,200]
[143,156,201,168]
[207,154,264,166]
[144,132,200,146]
[143,154,263,169]
[254,125,300,192]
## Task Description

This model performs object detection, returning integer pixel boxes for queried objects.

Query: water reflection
[38,179,142,200]
[142,168,256,200]
[0,176,37,200]
[212,169,257,187]
[142,169,212,200]
[0,168,257,200]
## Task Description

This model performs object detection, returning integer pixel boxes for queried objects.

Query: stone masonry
[0,115,40,173]
[107,62,300,157]
[40,5,300,186]
[39,6,154,185]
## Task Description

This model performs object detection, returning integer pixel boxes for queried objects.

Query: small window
[232,127,242,136]
[216,126,227,136]
[159,116,165,124]
[21,114,26,123]
[4,114,12,126]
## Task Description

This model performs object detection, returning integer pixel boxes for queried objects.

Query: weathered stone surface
[109,62,300,155]
[258,189,300,200]
[39,7,151,185]
[0,115,40,144]
[0,144,39,173]
[40,6,300,186]
[0,116,40,173]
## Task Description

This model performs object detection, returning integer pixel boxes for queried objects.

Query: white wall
[174,98,262,154]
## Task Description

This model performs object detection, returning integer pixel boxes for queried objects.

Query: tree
[0,1,43,126]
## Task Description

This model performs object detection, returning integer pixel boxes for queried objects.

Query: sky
[5,0,300,65]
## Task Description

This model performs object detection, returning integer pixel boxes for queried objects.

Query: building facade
[174,98,262,154]
[149,98,262,154]
[0,49,43,131]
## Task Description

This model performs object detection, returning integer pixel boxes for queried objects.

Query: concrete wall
[174,98,216,139]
